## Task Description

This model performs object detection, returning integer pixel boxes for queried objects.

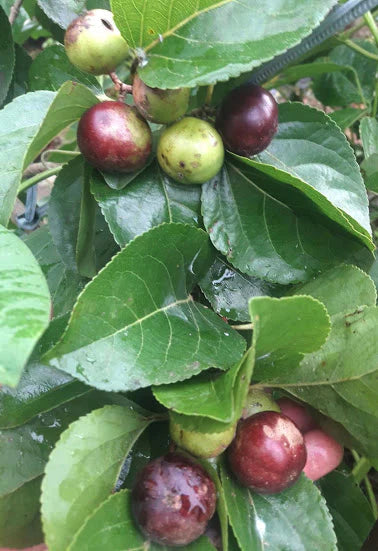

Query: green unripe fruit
[64,9,129,75]
[133,74,190,124]
[242,388,280,419]
[157,117,224,184]
[170,413,236,459]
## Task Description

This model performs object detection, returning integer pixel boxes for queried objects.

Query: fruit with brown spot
[64,10,129,75]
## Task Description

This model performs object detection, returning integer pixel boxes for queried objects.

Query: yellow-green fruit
[157,117,224,184]
[242,388,280,419]
[64,9,129,75]
[170,415,236,459]
[133,74,190,124]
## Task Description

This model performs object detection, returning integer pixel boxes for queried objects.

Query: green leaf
[68,489,216,551]
[41,404,152,551]
[318,471,376,551]
[247,103,372,249]
[0,5,15,106]
[76,164,97,278]
[5,44,32,104]
[290,264,377,316]
[0,0,49,44]
[0,392,108,499]
[0,476,43,548]
[45,223,245,392]
[29,44,102,93]
[49,157,118,274]
[360,117,378,192]
[0,315,90,429]
[112,0,335,89]
[37,0,85,28]
[250,296,330,382]
[0,225,50,386]
[328,108,366,131]
[23,225,85,317]
[91,163,202,247]
[154,348,254,424]
[202,162,373,285]
[313,42,378,107]
[200,256,285,322]
[272,60,356,88]
[370,254,378,295]
[0,82,98,226]
[221,465,337,551]
[0,362,90,429]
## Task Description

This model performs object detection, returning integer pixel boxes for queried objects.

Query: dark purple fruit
[131,453,216,546]
[77,101,152,173]
[228,411,306,494]
[216,83,278,156]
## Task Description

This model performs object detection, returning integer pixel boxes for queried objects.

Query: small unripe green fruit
[242,388,280,419]
[170,414,236,459]
[133,74,190,124]
[157,117,224,184]
[64,9,129,75]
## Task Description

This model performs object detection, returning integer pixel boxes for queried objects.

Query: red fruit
[303,429,344,481]
[277,398,317,434]
[131,453,216,546]
[77,101,152,173]
[216,83,278,156]
[228,411,306,494]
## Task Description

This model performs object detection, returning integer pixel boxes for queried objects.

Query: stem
[109,72,132,102]
[372,79,378,117]
[41,149,80,164]
[205,85,214,106]
[364,11,378,47]
[364,475,378,519]
[18,166,62,194]
[352,456,372,484]
[337,38,378,61]
[8,0,23,25]
[230,323,253,331]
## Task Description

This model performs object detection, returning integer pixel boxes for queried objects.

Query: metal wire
[249,0,378,85]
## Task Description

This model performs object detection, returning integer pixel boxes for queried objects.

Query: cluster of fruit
[65,9,279,182]
[131,391,343,547]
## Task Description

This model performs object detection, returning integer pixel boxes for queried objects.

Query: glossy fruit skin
[216,83,278,156]
[131,453,216,546]
[303,429,343,481]
[277,398,317,434]
[133,74,190,124]
[77,101,152,173]
[228,411,307,494]
[170,413,236,458]
[242,388,280,418]
[157,117,224,184]
[64,9,129,75]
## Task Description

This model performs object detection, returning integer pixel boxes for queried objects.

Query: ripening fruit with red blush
[216,83,278,156]
[277,397,317,434]
[131,453,216,546]
[303,429,344,481]
[77,101,152,173]
[228,411,306,494]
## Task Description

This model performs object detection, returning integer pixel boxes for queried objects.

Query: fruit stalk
[109,72,133,102]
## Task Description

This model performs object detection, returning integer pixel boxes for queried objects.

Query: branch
[8,0,23,25]
[109,72,133,102]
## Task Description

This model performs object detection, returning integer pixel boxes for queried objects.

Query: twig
[230,323,253,331]
[109,72,133,102]
[8,0,23,25]
[351,455,372,484]
[19,166,63,194]
[205,85,215,106]
[337,37,378,61]
[364,11,378,47]
[364,475,378,520]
